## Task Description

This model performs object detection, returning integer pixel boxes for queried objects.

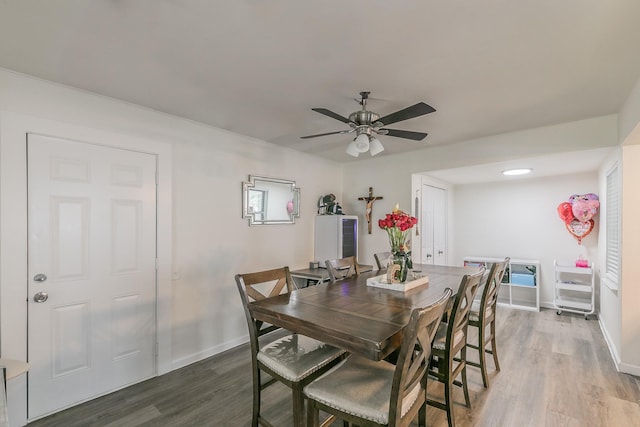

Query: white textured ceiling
[1,1,639,162]
[425,147,614,185]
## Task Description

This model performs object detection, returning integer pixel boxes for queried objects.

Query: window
[248,189,267,222]
[605,164,620,290]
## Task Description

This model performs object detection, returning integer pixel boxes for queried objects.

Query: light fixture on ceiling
[369,137,384,156]
[353,132,370,153]
[301,91,434,158]
[502,168,532,176]
[346,128,385,157]
[346,141,360,157]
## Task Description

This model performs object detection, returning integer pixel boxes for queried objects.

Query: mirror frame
[242,175,300,225]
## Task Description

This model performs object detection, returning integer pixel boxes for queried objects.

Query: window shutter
[605,165,620,288]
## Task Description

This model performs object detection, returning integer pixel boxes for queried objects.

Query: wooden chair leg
[307,399,319,427]
[419,401,426,427]
[491,320,500,371]
[478,323,489,388]
[461,364,471,408]
[291,383,304,427]
[445,376,455,427]
[252,368,261,427]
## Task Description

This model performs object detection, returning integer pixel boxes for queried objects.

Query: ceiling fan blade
[375,102,435,126]
[300,130,351,139]
[312,108,353,124]
[381,128,429,141]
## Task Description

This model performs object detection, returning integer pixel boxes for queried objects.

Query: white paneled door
[421,184,447,265]
[27,134,157,419]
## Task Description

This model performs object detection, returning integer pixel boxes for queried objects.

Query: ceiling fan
[301,91,435,157]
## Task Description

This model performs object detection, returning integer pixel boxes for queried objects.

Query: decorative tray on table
[366,274,429,292]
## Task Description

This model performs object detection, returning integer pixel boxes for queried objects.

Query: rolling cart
[554,260,595,319]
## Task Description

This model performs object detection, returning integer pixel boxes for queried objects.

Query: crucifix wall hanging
[358,187,383,234]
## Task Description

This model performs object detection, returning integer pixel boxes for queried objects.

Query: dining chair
[374,251,392,270]
[325,256,360,283]
[427,268,484,427]
[305,288,453,427]
[466,257,509,388]
[235,266,346,427]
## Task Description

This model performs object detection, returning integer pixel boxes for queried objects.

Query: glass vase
[387,251,409,283]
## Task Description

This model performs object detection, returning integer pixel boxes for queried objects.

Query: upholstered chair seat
[304,356,421,425]
[235,266,345,427]
[257,335,344,382]
[305,289,453,427]
[432,323,465,351]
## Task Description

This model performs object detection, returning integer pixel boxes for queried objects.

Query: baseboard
[618,361,640,376]
[539,301,554,310]
[170,334,249,371]
[601,317,640,375]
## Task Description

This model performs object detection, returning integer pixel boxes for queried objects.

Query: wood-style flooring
[28,308,640,427]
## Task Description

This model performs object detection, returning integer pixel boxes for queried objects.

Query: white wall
[597,148,622,367]
[170,132,341,366]
[601,72,640,375]
[619,76,640,142]
[0,69,342,374]
[342,115,617,268]
[620,142,640,373]
[452,172,599,307]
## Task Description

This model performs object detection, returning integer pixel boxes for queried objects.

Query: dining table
[249,263,482,361]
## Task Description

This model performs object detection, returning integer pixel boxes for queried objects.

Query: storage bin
[511,272,535,286]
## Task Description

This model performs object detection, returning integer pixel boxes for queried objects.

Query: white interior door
[27,134,157,419]
[421,184,447,265]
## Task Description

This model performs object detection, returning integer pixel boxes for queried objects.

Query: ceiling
[1,1,640,163]
[425,147,614,185]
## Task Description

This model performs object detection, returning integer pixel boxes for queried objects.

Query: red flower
[378,205,418,253]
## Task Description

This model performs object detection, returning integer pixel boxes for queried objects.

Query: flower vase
[387,251,409,283]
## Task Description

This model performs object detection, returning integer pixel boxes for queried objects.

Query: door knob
[34,273,47,282]
[33,292,48,303]
[426,254,432,258]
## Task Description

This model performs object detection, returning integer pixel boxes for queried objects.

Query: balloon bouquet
[556,193,599,244]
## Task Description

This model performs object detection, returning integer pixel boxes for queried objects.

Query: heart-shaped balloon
[566,219,594,244]
[572,199,600,222]
[572,200,593,222]
[570,193,599,202]
[557,202,574,224]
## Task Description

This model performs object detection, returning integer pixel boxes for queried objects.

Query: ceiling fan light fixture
[369,138,384,156]
[302,92,436,159]
[346,141,360,157]
[354,133,370,152]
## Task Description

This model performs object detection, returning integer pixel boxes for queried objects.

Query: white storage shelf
[464,257,540,312]
[554,260,595,319]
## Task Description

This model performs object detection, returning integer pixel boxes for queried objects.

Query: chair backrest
[325,256,360,283]
[374,251,392,270]
[479,258,510,320]
[447,269,485,353]
[235,267,295,348]
[389,288,453,425]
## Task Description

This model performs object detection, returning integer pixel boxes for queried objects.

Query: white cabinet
[464,257,540,311]
[553,260,595,319]
[314,215,358,266]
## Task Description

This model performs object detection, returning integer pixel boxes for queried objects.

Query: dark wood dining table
[249,263,482,361]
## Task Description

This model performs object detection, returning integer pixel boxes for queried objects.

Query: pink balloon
[572,200,596,222]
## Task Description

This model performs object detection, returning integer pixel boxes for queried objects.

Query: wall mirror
[242,175,300,225]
